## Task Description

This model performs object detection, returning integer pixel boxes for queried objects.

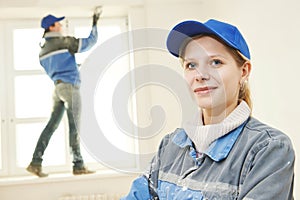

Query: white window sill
[0,169,136,187]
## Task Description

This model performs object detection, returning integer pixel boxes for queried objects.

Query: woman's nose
[194,67,210,82]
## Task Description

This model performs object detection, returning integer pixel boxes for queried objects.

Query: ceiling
[0,0,145,19]
[0,0,200,19]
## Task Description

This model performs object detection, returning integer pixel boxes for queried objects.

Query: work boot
[26,164,48,178]
[73,166,95,175]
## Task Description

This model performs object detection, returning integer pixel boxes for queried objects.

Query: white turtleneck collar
[183,101,251,153]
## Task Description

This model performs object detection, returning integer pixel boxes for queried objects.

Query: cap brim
[57,16,65,22]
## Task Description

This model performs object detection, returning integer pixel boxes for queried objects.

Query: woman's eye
[210,59,223,67]
[185,62,197,69]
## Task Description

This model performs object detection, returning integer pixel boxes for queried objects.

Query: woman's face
[182,36,247,114]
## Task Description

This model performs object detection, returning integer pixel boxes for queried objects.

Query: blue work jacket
[122,117,294,200]
[39,25,98,86]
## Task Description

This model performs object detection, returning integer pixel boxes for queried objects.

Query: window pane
[94,56,135,154]
[74,25,121,65]
[13,28,44,70]
[14,75,53,118]
[76,22,137,167]
[80,143,98,163]
[16,122,66,167]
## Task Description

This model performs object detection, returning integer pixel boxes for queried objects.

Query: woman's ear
[240,61,251,84]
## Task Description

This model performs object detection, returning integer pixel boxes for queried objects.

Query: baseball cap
[166,19,250,60]
[41,14,65,29]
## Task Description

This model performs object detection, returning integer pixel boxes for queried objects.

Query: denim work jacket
[121,117,295,200]
[39,25,98,86]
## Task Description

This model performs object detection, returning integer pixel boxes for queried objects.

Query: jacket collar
[44,32,63,38]
[172,119,248,162]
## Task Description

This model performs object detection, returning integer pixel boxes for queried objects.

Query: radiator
[58,193,124,200]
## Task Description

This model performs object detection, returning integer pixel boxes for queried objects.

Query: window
[0,17,137,177]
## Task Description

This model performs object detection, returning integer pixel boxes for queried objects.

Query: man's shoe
[26,164,48,178]
[73,166,95,175]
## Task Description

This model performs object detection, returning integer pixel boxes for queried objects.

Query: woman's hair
[179,34,252,111]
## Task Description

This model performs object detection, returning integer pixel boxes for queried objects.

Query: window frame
[0,16,139,177]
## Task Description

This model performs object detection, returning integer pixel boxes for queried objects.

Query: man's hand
[92,6,102,26]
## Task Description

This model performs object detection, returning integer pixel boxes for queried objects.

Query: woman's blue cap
[166,19,250,60]
[41,14,65,29]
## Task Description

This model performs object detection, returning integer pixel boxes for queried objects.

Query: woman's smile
[193,86,217,95]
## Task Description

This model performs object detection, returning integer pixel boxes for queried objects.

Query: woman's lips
[194,86,217,95]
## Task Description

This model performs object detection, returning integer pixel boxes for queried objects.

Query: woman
[122,19,295,199]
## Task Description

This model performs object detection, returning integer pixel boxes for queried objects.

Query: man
[26,9,101,177]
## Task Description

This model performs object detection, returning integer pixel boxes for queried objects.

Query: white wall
[133,0,300,198]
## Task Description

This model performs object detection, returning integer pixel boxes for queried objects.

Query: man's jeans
[31,83,84,168]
